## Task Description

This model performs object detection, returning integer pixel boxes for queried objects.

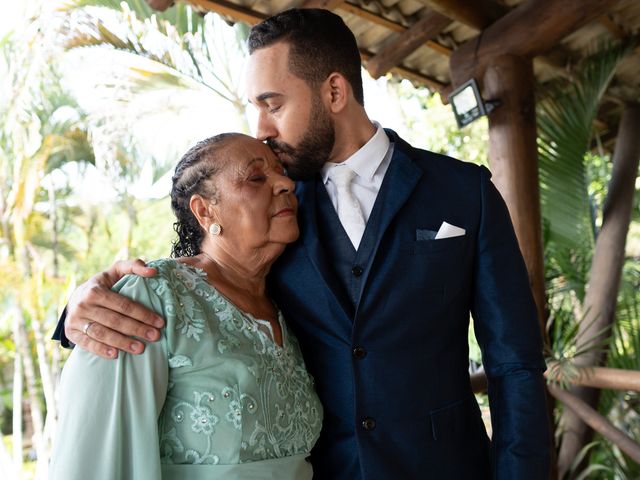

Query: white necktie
[329,166,365,249]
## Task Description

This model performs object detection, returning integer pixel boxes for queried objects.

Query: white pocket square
[435,221,466,240]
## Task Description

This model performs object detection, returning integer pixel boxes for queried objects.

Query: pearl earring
[209,223,222,235]
[209,223,222,236]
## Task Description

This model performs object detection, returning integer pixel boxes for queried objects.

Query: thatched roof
[149,0,640,151]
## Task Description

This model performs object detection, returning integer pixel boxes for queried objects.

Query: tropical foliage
[538,41,640,479]
[0,1,253,477]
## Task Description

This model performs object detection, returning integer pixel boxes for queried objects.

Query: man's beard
[267,97,335,181]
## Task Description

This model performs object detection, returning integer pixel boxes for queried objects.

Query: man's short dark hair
[248,8,364,106]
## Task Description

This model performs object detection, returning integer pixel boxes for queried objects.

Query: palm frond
[44,129,96,172]
[538,41,631,257]
[60,3,242,104]
[61,0,203,36]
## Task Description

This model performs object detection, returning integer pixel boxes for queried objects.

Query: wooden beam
[366,11,451,78]
[301,0,345,9]
[484,54,547,337]
[546,364,640,392]
[186,0,266,25]
[449,0,620,88]
[418,0,507,30]
[599,14,626,39]
[148,1,453,96]
[475,365,640,393]
[423,0,589,89]
[549,384,640,464]
[338,2,452,59]
[359,49,448,94]
[339,3,405,33]
[426,41,452,56]
[186,1,451,61]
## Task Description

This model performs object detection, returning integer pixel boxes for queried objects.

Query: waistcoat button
[352,346,367,359]
[361,417,376,431]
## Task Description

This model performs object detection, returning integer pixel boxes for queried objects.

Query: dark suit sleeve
[52,307,73,348]
[471,166,550,479]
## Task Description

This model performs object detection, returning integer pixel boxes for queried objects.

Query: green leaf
[538,41,631,256]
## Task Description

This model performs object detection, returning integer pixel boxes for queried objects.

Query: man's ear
[189,194,217,230]
[325,72,350,114]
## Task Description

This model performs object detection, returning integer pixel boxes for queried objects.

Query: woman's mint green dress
[50,259,323,480]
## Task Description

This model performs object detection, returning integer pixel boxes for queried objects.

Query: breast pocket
[409,235,467,255]
[405,235,470,302]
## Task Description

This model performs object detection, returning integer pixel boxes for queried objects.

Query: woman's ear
[325,72,349,114]
[189,194,217,230]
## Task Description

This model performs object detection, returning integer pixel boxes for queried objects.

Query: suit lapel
[297,179,354,317]
[354,132,423,310]
[295,130,423,319]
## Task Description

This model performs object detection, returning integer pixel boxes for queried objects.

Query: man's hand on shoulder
[65,259,165,359]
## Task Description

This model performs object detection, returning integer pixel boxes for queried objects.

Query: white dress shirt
[321,123,394,231]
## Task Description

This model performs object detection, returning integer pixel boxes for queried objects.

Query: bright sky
[0,0,25,34]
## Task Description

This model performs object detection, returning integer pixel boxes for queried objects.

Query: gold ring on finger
[83,321,95,336]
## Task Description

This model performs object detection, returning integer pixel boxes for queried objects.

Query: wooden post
[558,102,640,477]
[483,57,558,480]
[483,54,547,332]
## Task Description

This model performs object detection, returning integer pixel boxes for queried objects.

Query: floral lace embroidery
[171,391,219,434]
[147,259,322,466]
[221,385,258,430]
[162,390,220,465]
[168,354,192,368]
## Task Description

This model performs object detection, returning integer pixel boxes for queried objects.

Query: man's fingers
[67,316,150,356]
[63,258,164,357]
[66,328,120,359]
[81,305,161,342]
[112,259,158,279]
[83,320,149,355]
[74,285,164,329]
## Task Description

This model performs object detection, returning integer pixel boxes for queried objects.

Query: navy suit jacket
[268,130,550,479]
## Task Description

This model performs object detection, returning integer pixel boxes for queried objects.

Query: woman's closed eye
[248,172,267,183]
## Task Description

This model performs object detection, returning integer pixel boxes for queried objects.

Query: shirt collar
[321,122,390,184]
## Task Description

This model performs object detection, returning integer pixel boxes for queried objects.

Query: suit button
[351,265,363,277]
[361,417,376,431]
[352,346,367,359]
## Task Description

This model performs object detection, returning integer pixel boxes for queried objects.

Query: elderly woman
[50,133,323,479]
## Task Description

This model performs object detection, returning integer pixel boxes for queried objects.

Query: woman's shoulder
[111,258,172,291]
[113,257,201,286]
[146,257,181,277]
[110,258,195,307]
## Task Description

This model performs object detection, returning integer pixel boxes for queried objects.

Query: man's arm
[53,259,164,358]
[471,167,551,479]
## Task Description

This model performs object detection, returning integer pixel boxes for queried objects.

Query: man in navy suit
[55,8,550,479]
